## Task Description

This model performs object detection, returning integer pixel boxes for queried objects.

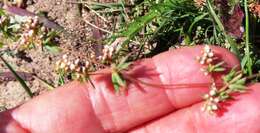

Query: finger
[0,110,28,133]
[86,45,239,132]
[130,84,260,133]
[0,45,239,133]
[0,82,106,133]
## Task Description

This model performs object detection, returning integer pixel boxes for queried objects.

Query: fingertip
[0,110,28,133]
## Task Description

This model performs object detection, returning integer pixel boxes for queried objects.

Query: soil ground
[0,0,116,110]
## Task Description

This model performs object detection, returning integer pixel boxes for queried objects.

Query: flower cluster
[55,55,91,80]
[16,16,48,50]
[100,45,116,61]
[197,45,214,65]
[197,45,226,76]
[201,83,220,114]
[249,2,260,18]
[99,37,126,62]
[196,45,216,75]
[197,45,224,114]
[197,46,247,115]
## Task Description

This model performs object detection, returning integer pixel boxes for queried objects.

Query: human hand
[1,45,260,133]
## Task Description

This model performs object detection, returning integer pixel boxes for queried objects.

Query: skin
[1,45,260,133]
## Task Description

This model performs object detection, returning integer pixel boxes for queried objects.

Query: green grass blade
[0,55,33,98]
[244,0,253,76]
[206,0,239,57]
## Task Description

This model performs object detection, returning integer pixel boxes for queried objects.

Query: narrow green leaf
[112,72,120,92]
[206,0,239,57]
[0,55,33,97]
[122,10,159,39]
[188,13,209,34]
[234,78,246,85]
[229,84,246,91]
[58,70,65,86]
[213,67,226,72]
[111,72,126,92]
[118,62,131,71]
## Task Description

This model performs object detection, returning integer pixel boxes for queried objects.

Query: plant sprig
[202,69,247,114]
[111,55,132,92]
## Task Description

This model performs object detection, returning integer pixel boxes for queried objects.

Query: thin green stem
[244,0,253,76]
[206,0,239,57]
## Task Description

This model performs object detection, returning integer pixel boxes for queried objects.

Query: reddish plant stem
[89,71,223,89]
[122,73,222,89]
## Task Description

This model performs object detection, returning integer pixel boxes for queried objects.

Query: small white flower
[20,38,26,44]
[27,17,33,24]
[60,62,66,69]
[200,60,205,65]
[211,104,218,110]
[202,53,208,58]
[214,98,220,103]
[82,66,86,73]
[74,59,80,65]
[208,52,214,58]
[209,89,217,96]
[203,94,209,99]
[69,64,76,70]
[28,30,34,37]
[209,97,214,101]
[67,61,72,66]
[204,45,211,53]
[33,16,39,23]
[85,61,90,68]
[41,26,47,32]
[204,72,209,76]
[62,54,68,60]
[76,73,81,79]
[103,48,109,53]
[31,23,37,28]
[206,105,212,111]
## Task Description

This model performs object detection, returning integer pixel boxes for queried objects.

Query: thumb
[0,45,239,133]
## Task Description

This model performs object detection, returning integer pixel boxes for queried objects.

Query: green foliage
[57,69,65,86]
[86,0,260,88]
[219,69,246,100]
[0,9,60,53]
[206,61,226,73]
[112,72,126,92]
[243,0,253,76]
[111,56,132,92]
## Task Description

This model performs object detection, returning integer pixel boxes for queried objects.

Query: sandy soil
[0,0,116,110]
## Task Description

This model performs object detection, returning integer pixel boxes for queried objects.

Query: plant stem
[244,0,253,76]
[206,0,240,57]
[122,73,222,89]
